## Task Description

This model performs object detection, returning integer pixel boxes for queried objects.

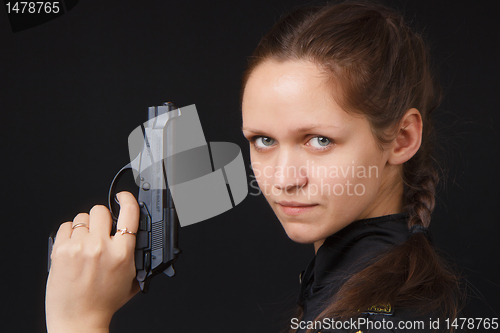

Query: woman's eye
[254,136,276,148]
[308,136,332,149]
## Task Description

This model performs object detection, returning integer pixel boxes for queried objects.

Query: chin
[281,221,324,244]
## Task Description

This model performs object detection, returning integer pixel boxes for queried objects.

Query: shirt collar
[298,213,411,306]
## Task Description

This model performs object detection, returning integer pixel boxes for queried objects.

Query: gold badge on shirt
[362,303,394,315]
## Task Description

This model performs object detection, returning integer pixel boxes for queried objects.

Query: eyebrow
[241,124,339,133]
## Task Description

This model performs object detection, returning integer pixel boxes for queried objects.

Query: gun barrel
[134,102,180,292]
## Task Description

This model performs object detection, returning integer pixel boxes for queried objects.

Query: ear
[387,108,423,165]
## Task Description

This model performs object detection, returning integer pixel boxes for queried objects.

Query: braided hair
[241,1,461,331]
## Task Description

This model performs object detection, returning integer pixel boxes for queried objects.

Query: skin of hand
[45,192,140,333]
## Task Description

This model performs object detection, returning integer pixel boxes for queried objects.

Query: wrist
[48,325,109,333]
[47,322,110,333]
[46,312,111,333]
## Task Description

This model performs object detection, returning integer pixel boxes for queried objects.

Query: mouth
[276,201,319,216]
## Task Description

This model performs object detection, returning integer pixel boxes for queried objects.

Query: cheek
[250,158,273,194]
[310,150,384,205]
[309,164,377,198]
[354,147,386,195]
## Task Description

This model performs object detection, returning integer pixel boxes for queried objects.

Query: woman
[46,2,462,332]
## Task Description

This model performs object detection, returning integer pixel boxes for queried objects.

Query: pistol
[48,102,181,293]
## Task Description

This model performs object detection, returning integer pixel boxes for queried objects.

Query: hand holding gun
[46,192,140,333]
[46,102,181,332]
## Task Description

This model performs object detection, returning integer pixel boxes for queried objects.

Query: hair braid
[403,128,439,229]
[241,2,463,332]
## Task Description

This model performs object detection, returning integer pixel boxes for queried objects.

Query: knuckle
[83,240,104,260]
[90,204,108,214]
[68,242,84,258]
[60,221,72,229]
[74,212,89,221]
[119,203,139,217]
[56,221,72,235]
[113,248,131,265]
[51,239,108,269]
[50,245,63,260]
[52,241,83,261]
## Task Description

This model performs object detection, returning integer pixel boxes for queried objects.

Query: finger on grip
[114,191,140,247]
[88,205,113,237]
[54,221,73,243]
[70,213,90,238]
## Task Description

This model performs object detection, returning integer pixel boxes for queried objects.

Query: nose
[273,149,308,191]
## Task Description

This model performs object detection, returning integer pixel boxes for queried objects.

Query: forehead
[242,60,357,131]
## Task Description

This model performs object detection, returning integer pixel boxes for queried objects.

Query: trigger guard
[108,162,136,221]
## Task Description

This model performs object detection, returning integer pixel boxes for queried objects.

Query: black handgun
[48,102,181,293]
[108,102,181,293]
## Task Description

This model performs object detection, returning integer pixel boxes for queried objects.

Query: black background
[1,1,499,332]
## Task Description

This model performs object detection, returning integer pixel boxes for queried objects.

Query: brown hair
[241,1,461,331]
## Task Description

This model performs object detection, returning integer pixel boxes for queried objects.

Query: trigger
[163,265,175,277]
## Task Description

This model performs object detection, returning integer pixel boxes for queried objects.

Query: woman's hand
[46,192,140,333]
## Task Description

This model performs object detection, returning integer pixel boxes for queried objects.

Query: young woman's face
[242,60,402,250]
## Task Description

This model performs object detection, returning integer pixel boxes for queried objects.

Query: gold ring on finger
[72,223,89,230]
[116,227,136,235]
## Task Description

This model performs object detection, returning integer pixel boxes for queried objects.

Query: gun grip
[163,265,175,277]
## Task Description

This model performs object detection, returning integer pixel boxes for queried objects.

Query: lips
[277,201,317,207]
[276,201,318,216]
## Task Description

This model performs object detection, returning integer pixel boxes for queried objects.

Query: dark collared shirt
[295,213,461,333]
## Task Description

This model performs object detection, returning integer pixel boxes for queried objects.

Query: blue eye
[309,136,331,148]
[255,137,275,148]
